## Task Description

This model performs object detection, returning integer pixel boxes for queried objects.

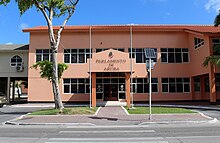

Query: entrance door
[104,84,118,101]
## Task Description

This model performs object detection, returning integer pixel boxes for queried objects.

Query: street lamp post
[145,49,156,120]
[149,58,152,120]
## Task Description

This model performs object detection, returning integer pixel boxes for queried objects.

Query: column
[209,65,217,103]
[7,77,10,104]
[191,77,195,100]
[12,80,15,102]
[92,72,96,107]
[125,72,131,108]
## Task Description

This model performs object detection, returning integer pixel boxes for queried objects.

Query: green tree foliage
[0,0,79,111]
[32,61,68,82]
[0,0,10,5]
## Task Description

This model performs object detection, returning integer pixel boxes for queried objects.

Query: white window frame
[161,78,190,93]
[36,49,52,62]
[10,55,22,67]
[64,49,91,64]
[160,48,189,63]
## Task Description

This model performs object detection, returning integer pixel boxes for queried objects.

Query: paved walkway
[97,107,127,116]
[5,106,216,126]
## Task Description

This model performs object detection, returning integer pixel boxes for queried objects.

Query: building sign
[89,49,132,72]
[95,52,127,71]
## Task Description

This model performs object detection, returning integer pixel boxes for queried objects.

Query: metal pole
[130,24,134,108]
[89,26,92,108]
[149,58,152,120]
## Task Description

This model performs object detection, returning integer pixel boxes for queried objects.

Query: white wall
[0,51,28,77]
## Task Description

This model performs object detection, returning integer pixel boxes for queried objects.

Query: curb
[121,106,129,115]
[3,113,29,125]
[135,104,220,111]
[95,107,102,115]
[199,112,214,120]
[138,118,219,125]
[4,121,96,126]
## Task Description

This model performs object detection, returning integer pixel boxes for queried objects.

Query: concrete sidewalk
[5,106,217,126]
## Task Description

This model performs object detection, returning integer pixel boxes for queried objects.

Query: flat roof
[23,24,220,34]
[0,44,29,51]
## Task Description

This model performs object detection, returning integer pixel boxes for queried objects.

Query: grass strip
[127,107,196,114]
[30,107,98,115]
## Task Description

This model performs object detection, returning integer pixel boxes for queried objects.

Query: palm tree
[203,11,220,67]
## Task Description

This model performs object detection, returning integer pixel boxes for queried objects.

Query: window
[162,78,190,93]
[64,49,91,64]
[11,55,22,67]
[36,49,52,62]
[212,38,220,55]
[161,48,189,63]
[194,77,201,92]
[194,37,204,49]
[63,78,90,94]
[96,49,108,53]
[204,77,210,92]
[132,78,158,93]
[129,48,157,63]
[216,75,220,92]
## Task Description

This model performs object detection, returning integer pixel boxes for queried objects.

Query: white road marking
[166,135,220,139]
[49,137,164,141]
[45,141,168,143]
[59,130,155,134]
[66,125,149,128]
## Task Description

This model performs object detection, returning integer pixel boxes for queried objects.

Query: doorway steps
[97,101,127,107]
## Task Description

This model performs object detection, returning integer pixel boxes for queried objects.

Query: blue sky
[0,0,220,44]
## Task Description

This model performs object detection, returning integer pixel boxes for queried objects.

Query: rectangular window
[129,48,157,63]
[64,49,91,64]
[204,77,210,92]
[194,77,201,92]
[161,48,189,63]
[216,75,220,92]
[63,78,90,94]
[36,49,52,62]
[212,38,220,55]
[132,78,158,93]
[162,77,190,93]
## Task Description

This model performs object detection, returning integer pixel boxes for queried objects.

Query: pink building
[23,25,220,107]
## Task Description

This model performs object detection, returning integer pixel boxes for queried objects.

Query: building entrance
[104,84,118,101]
[96,73,126,101]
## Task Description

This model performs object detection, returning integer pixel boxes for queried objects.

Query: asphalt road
[0,123,220,143]
[0,105,220,143]
[195,109,220,120]
[0,105,48,124]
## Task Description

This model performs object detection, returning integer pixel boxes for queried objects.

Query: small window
[194,37,204,49]
[11,55,22,67]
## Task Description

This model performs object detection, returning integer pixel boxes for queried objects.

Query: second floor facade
[23,25,220,79]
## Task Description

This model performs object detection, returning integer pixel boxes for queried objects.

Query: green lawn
[127,107,196,114]
[29,107,99,115]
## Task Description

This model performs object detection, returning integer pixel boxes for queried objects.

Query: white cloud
[163,12,172,18]
[6,42,13,45]
[205,0,220,12]
[19,23,29,29]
